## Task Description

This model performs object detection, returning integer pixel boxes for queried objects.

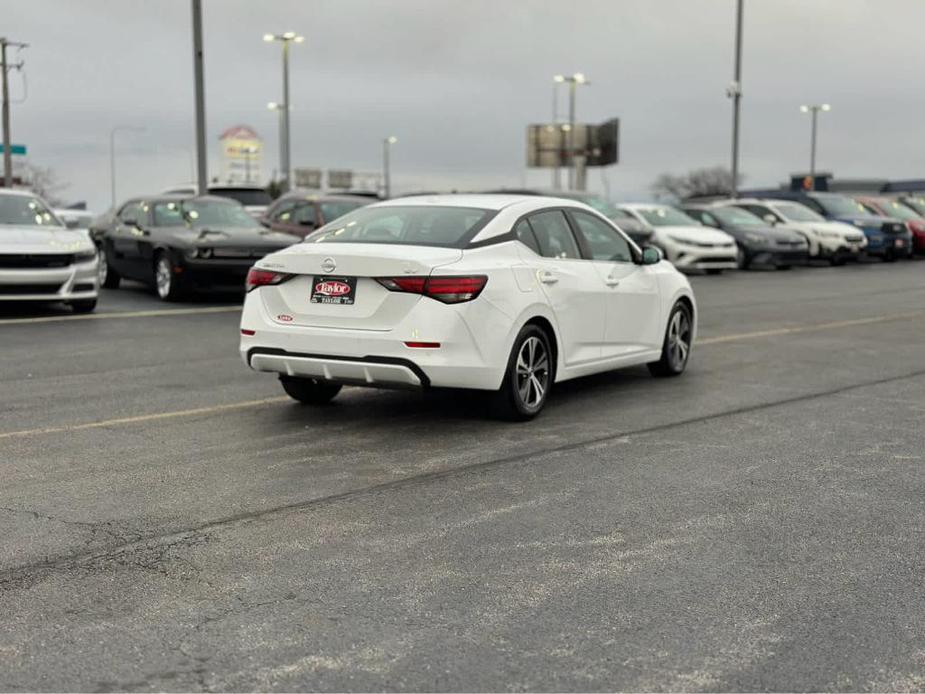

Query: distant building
[219,125,263,185]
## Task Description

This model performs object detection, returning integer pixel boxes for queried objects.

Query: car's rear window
[209,188,273,206]
[305,205,497,248]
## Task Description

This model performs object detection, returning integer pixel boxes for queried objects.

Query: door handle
[605,277,621,287]
[539,271,558,285]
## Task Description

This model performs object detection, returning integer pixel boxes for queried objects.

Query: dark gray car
[91,195,301,300]
[682,204,809,270]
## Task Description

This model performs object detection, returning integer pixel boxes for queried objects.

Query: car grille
[0,253,75,268]
[0,283,62,295]
[776,240,805,248]
[698,256,735,264]
[210,248,262,259]
[846,234,864,243]
[882,222,905,234]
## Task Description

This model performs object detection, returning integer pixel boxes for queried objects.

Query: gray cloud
[4,0,925,210]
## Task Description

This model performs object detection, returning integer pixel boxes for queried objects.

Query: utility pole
[552,76,564,189]
[800,104,831,190]
[264,32,303,193]
[382,136,397,198]
[728,0,744,198]
[1,38,27,188]
[191,1,208,196]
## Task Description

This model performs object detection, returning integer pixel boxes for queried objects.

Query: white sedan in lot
[0,189,99,312]
[618,203,738,274]
[240,195,697,419]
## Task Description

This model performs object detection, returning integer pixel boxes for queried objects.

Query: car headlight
[187,247,213,259]
[816,230,840,238]
[853,220,865,227]
[744,232,767,244]
[667,235,695,246]
[74,248,97,262]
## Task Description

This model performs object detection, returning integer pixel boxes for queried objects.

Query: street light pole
[267,102,284,186]
[552,75,564,189]
[729,0,744,197]
[800,103,830,190]
[555,73,588,190]
[191,0,208,196]
[264,32,304,193]
[109,126,145,208]
[382,136,397,199]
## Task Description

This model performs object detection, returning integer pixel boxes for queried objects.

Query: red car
[856,196,925,254]
[260,192,371,238]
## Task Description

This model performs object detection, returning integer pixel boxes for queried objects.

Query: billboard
[527,118,619,168]
[219,125,262,184]
[294,167,323,189]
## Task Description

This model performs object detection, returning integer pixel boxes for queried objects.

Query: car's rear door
[566,209,662,357]
[514,209,605,367]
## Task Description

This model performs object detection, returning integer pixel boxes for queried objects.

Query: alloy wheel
[667,310,691,371]
[155,257,172,299]
[515,335,550,409]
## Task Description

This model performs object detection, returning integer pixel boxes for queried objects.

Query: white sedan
[0,189,99,312]
[618,203,738,274]
[240,195,696,419]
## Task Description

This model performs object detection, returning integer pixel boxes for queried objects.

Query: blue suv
[745,191,912,260]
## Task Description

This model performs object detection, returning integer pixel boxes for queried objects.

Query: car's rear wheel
[279,376,342,405]
[99,248,121,288]
[829,249,847,266]
[69,299,97,314]
[704,268,724,275]
[154,253,184,301]
[490,324,552,421]
[648,302,693,378]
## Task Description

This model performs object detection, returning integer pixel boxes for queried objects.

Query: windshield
[635,206,699,227]
[305,205,496,248]
[320,200,366,224]
[181,200,262,228]
[709,207,765,226]
[901,197,925,215]
[814,194,873,217]
[774,202,824,222]
[868,199,919,221]
[209,187,273,206]
[0,194,64,227]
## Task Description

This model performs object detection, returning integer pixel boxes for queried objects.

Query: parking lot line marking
[0,306,241,326]
[698,310,925,345]
[0,397,288,442]
[1,309,923,442]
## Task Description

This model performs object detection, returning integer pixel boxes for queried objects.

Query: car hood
[165,226,300,248]
[725,224,802,242]
[654,225,734,243]
[813,221,866,237]
[0,225,96,254]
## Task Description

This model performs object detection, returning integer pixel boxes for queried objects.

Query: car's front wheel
[490,324,553,421]
[154,253,185,301]
[98,247,121,288]
[279,376,342,405]
[648,302,693,378]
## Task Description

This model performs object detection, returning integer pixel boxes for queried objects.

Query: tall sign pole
[191,1,208,196]
[729,0,744,197]
[1,38,27,188]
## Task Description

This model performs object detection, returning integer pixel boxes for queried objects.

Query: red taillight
[404,341,441,348]
[376,275,487,304]
[245,268,292,292]
[240,329,255,336]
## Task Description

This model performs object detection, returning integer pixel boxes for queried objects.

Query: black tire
[99,247,121,289]
[777,264,792,271]
[883,250,896,263]
[648,302,693,378]
[489,324,553,421]
[153,252,185,301]
[736,246,750,271]
[70,299,97,314]
[704,268,724,275]
[279,376,342,405]
[829,250,847,267]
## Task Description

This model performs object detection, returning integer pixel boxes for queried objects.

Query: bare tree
[652,166,741,201]
[21,163,69,206]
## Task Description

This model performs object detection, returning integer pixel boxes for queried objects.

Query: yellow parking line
[0,397,288,441]
[0,306,241,326]
[698,310,925,345]
[1,309,924,442]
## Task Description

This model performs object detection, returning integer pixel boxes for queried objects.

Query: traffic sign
[0,144,27,155]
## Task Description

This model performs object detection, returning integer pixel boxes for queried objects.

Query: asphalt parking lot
[2,262,925,692]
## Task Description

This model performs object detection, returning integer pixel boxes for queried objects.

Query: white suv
[719,198,866,265]
[618,203,738,274]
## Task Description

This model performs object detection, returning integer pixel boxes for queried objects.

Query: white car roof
[619,202,674,211]
[0,188,40,198]
[376,194,554,211]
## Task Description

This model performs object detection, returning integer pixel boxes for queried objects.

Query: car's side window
[570,210,633,263]
[514,218,541,255]
[153,201,184,227]
[118,202,140,223]
[291,202,317,227]
[527,210,581,260]
[272,200,298,223]
[801,198,825,214]
[742,204,777,222]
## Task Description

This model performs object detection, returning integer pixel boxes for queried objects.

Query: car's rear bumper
[0,261,99,302]
[247,347,428,389]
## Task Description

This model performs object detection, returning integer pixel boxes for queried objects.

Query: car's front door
[112,201,148,279]
[515,210,606,367]
[567,209,662,358]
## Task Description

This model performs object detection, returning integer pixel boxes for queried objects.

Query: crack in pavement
[3,366,925,593]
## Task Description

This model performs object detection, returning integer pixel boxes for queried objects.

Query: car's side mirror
[641,246,662,265]
[121,218,138,227]
[763,214,777,225]
[63,219,80,229]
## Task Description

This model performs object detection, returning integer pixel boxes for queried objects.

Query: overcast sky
[4,0,925,210]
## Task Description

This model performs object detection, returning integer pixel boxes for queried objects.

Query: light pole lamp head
[821,103,831,112]
[800,105,810,113]
[267,101,279,110]
[553,74,565,83]
[263,33,276,42]
[573,72,587,84]
[385,136,398,145]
